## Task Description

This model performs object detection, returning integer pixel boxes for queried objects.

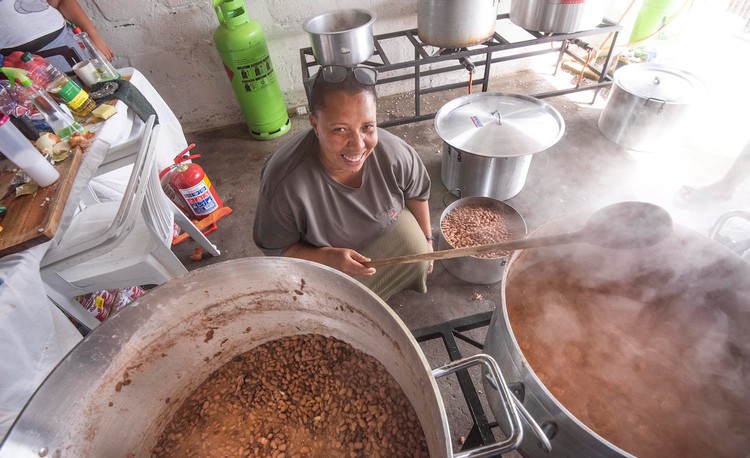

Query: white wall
[83,0,630,133]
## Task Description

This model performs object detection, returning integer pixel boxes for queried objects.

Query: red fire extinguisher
[160,144,223,220]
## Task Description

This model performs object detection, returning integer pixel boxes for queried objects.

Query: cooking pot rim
[302,8,376,35]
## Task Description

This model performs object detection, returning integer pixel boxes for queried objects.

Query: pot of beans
[439,196,527,284]
[482,214,750,457]
[436,93,564,201]
[1,258,526,458]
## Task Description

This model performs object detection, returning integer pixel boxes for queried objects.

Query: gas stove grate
[299,14,622,127]
[410,311,502,451]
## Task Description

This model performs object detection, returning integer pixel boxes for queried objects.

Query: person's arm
[406,198,432,243]
[49,0,113,61]
[406,198,434,272]
[282,243,376,277]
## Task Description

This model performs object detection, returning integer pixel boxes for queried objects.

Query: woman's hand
[427,238,434,274]
[283,243,375,277]
[319,247,376,277]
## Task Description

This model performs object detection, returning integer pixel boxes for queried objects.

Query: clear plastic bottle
[1,67,85,140]
[71,25,120,82]
[0,113,60,187]
[20,52,96,118]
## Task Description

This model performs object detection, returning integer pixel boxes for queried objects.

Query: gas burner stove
[410,311,502,451]
[300,13,622,127]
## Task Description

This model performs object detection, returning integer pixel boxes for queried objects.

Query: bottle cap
[0,113,9,126]
[20,52,33,63]
[72,24,82,34]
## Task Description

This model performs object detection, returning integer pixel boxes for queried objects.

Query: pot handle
[642,97,667,115]
[484,375,552,453]
[432,353,523,458]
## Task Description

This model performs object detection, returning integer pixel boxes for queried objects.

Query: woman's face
[309,90,378,179]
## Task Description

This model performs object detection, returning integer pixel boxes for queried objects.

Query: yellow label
[66,90,90,110]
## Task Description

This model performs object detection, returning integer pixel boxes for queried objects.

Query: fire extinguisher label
[178,178,219,216]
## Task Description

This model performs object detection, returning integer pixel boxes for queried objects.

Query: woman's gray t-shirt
[253,127,430,255]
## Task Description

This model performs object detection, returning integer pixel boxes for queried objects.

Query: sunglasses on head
[315,65,378,86]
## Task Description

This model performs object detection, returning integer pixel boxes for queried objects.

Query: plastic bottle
[20,52,96,118]
[71,25,120,82]
[0,113,60,187]
[1,67,84,140]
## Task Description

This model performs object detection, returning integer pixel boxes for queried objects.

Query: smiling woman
[253,67,434,301]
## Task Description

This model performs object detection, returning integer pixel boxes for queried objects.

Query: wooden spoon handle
[364,232,583,268]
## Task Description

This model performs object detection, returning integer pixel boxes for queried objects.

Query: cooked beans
[152,334,429,458]
[441,204,512,258]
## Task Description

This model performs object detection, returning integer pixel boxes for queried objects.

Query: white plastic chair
[40,116,195,330]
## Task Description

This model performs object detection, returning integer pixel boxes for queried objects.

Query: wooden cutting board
[0,146,83,257]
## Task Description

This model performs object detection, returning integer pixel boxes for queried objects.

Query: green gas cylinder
[212,0,290,140]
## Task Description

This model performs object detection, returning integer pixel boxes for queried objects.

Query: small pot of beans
[439,196,527,284]
[2,258,527,458]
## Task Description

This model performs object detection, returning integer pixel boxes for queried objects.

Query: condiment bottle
[0,113,60,187]
[71,25,120,82]
[20,52,96,118]
[0,67,84,140]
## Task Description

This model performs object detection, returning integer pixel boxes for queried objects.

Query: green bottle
[212,0,290,140]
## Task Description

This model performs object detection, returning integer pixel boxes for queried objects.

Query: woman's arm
[49,0,113,60]
[283,243,376,277]
[405,198,432,241]
[406,198,434,272]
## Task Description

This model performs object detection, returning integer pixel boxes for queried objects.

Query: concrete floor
[173,57,749,454]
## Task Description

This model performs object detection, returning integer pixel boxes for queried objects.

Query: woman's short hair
[309,69,377,114]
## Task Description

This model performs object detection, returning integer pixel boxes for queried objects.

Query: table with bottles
[0,66,191,439]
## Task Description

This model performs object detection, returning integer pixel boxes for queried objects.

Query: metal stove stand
[410,311,502,452]
[299,14,622,127]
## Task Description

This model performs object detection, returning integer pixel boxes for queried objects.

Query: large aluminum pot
[436,93,565,201]
[438,196,527,284]
[509,0,605,34]
[482,214,750,457]
[598,63,706,152]
[1,258,524,458]
[418,0,499,48]
[303,9,375,67]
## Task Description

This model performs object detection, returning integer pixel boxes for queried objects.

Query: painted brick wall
[82,0,625,133]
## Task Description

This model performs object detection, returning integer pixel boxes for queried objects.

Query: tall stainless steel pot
[598,63,706,152]
[509,0,605,34]
[1,258,525,458]
[436,93,565,201]
[418,0,499,48]
[482,216,750,457]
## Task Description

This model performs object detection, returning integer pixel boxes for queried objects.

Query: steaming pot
[509,0,605,34]
[436,93,565,201]
[598,63,706,152]
[1,258,526,458]
[418,0,499,48]
[482,216,750,457]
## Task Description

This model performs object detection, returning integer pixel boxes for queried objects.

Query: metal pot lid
[615,63,705,103]
[434,93,565,158]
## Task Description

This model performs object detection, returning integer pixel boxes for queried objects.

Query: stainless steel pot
[1,258,526,458]
[418,0,499,48]
[509,0,605,34]
[436,93,565,201]
[438,196,527,284]
[598,63,706,152]
[303,9,375,67]
[482,216,750,457]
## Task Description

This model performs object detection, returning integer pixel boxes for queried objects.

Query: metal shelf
[299,13,622,127]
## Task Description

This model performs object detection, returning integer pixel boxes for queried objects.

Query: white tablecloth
[0,68,189,440]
